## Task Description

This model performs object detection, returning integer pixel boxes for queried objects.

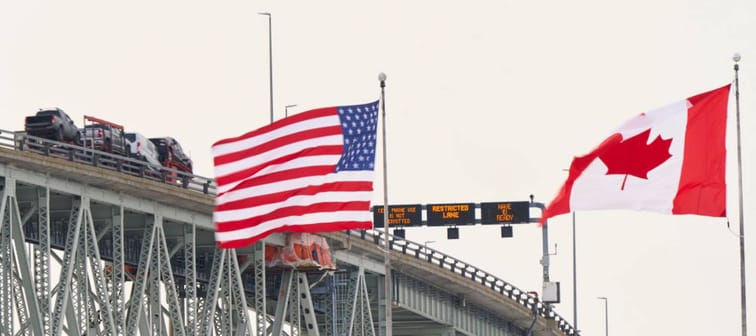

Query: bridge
[0,129,576,336]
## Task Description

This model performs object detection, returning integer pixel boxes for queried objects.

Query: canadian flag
[541,84,731,224]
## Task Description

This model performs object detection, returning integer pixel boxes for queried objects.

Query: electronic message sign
[426,203,476,226]
[480,201,530,224]
[372,205,422,228]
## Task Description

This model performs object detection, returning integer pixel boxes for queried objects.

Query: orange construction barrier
[266,232,335,270]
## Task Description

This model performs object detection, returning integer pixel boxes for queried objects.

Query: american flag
[212,101,380,248]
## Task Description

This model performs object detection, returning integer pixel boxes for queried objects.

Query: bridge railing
[348,229,577,336]
[0,128,217,194]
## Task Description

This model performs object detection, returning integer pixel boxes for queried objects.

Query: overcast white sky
[2,1,755,335]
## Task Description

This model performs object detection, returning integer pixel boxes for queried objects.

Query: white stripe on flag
[216,154,342,194]
[214,191,374,222]
[216,170,375,205]
[214,210,372,242]
[212,115,340,157]
[214,134,343,178]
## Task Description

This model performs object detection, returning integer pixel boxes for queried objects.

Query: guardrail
[347,229,577,335]
[0,128,576,335]
[0,128,217,194]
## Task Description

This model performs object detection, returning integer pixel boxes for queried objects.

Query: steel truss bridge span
[0,131,575,336]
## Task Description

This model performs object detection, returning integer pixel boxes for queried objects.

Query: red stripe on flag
[215,181,374,212]
[217,220,372,249]
[220,165,338,196]
[216,201,372,232]
[214,125,343,166]
[216,146,343,190]
[672,84,730,216]
[212,107,338,147]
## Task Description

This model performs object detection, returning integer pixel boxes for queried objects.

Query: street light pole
[572,211,578,334]
[285,104,297,118]
[597,297,608,336]
[561,169,579,334]
[258,12,273,124]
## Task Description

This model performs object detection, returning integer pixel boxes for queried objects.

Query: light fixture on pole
[258,12,273,124]
[423,240,435,252]
[597,297,608,336]
[378,71,392,336]
[423,240,436,262]
[285,104,297,118]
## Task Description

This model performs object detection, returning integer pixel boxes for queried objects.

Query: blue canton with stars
[335,101,380,172]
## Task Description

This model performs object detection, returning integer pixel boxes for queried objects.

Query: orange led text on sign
[431,204,470,219]
[496,203,515,222]
[376,206,418,225]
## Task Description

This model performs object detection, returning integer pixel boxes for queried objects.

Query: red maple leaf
[598,129,673,190]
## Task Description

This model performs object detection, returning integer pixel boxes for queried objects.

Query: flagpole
[733,53,747,336]
[378,72,392,336]
[257,12,274,123]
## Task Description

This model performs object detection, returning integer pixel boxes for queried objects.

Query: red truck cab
[149,137,193,185]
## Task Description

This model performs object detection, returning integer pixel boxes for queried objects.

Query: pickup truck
[149,137,193,174]
[80,115,128,156]
[125,132,161,167]
[150,137,194,187]
[24,108,82,145]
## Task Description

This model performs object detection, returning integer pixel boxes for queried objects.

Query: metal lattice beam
[110,206,125,335]
[229,249,253,335]
[149,231,162,336]
[345,270,358,336]
[220,252,232,336]
[33,187,51,335]
[11,270,31,336]
[184,224,197,336]
[0,184,13,335]
[271,270,294,336]
[289,271,301,336]
[349,267,376,336]
[147,227,163,336]
[254,241,266,336]
[84,203,115,334]
[157,224,187,336]
[6,178,41,335]
[200,247,225,336]
[50,198,83,336]
[296,272,320,336]
[356,269,376,336]
[124,218,156,336]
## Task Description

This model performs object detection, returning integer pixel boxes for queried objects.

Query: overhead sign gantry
[372,199,561,304]
[371,201,531,239]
